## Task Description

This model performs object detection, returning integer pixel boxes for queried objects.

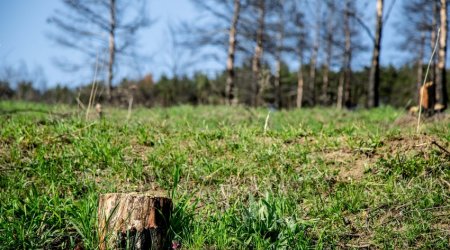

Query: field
[1,101,449,249]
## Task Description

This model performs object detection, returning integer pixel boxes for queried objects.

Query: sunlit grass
[0,101,449,249]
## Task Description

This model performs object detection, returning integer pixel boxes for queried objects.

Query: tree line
[184,0,449,110]
[1,64,442,109]
[1,0,449,110]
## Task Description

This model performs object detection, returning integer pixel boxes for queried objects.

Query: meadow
[0,101,449,249]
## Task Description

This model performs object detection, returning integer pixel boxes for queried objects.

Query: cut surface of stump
[98,191,172,250]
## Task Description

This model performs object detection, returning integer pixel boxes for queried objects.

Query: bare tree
[431,0,439,89]
[297,60,305,108]
[273,0,285,109]
[107,0,116,100]
[321,0,337,105]
[347,0,396,108]
[399,0,438,105]
[286,2,308,108]
[185,0,251,105]
[163,24,198,78]
[48,0,149,100]
[252,0,266,106]
[367,0,384,108]
[226,0,241,105]
[343,1,353,109]
[436,0,448,110]
[335,0,369,108]
[308,1,322,106]
[337,0,353,109]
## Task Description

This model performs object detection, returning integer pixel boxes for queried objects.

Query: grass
[0,101,449,249]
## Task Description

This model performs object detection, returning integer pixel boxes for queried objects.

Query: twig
[414,142,428,147]
[126,96,133,122]
[345,243,371,249]
[431,140,450,157]
[86,52,100,120]
[91,78,99,109]
[349,12,375,42]
[383,0,397,23]
[440,178,450,189]
[264,110,271,134]
[76,97,86,110]
[91,50,107,112]
[417,28,440,133]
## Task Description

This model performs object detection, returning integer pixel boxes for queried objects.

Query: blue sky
[0,0,209,88]
[0,0,407,88]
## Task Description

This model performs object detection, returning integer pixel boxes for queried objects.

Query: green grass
[0,101,449,249]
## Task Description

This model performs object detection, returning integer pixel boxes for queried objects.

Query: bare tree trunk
[274,0,284,109]
[295,5,305,109]
[297,62,304,108]
[107,0,116,101]
[252,0,265,107]
[321,63,330,105]
[343,1,352,108]
[436,0,448,110]
[338,1,351,109]
[423,0,439,112]
[321,2,334,106]
[308,47,318,106]
[225,0,241,106]
[309,5,321,106]
[368,0,383,108]
[416,31,425,104]
[430,1,438,86]
[274,59,282,108]
[337,71,344,109]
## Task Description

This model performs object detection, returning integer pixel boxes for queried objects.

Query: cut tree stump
[98,191,172,250]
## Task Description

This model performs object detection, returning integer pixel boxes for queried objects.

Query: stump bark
[98,191,172,250]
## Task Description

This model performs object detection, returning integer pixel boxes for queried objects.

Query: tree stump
[98,191,172,250]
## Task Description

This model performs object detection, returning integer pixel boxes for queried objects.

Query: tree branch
[383,0,397,23]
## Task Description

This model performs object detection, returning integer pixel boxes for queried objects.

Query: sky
[0,0,407,89]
